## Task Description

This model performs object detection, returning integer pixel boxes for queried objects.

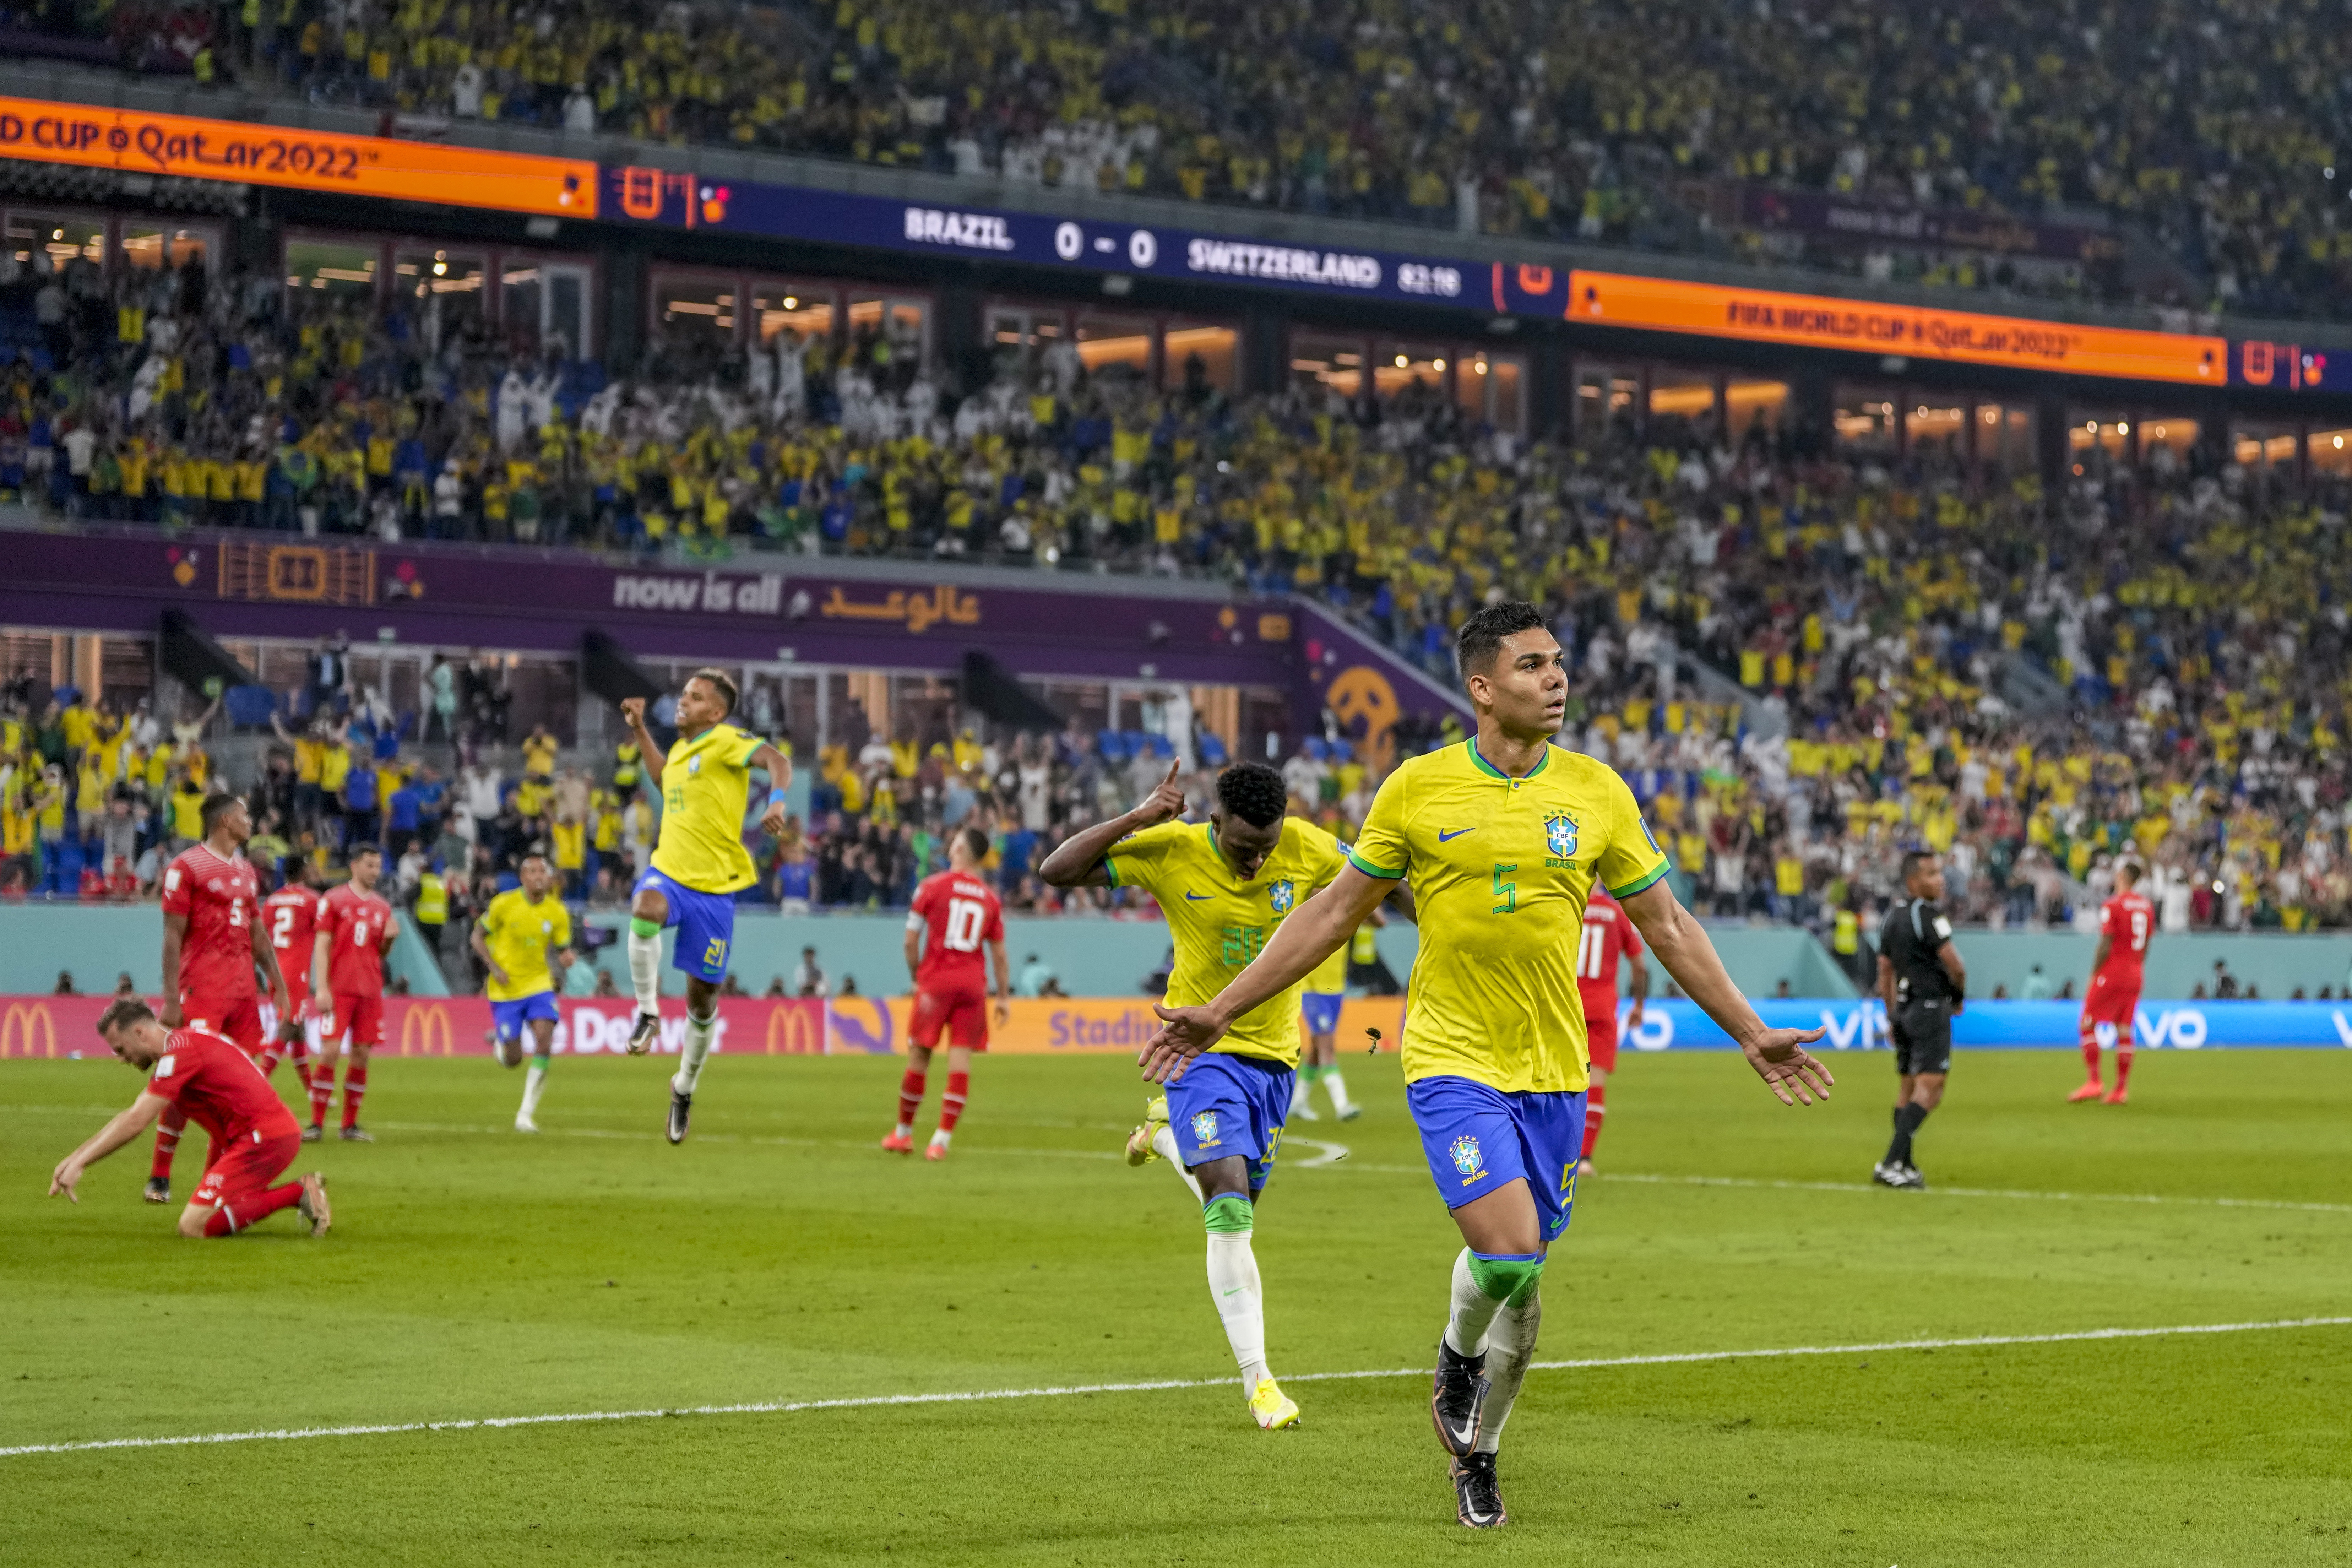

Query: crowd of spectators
[35,0,2352,318]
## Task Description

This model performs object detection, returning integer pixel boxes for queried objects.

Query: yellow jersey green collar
[1466,737,1549,782]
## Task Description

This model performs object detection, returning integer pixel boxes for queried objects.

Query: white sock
[672,1009,716,1094]
[1152,1124,1204,1201]
[1288,1075,1311,1116]
[1444,1247,1508,1358]
[930,1127,951,1147]
[519,1057,550,1119]
[1471,1290,1542,1454]
[893,1121,913,1139]
[626,929,662,1014]
[1204,1205,1270,1391]
[1323,1067,1353,1112]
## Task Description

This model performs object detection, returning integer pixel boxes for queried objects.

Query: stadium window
[284,237,381,299]
[2231,421,2299,470]
[1572,364,1637,441]
[846,293,930,370]
[394,248,487,345]
[2311,428,2352,474]
[1289,331,1365,397]
[1378,341,1452,406]
[751,280,836,346]
[1480,353,1526,436]
[1160,320,1238,394]
[1647,366,1718,443]
[2138,418,2198,465]
[2068,411,2133,459]
[1075,311,1155,381]
[1832,385,1901,457]
[651,270,743,352]
[501,258,593,360]
[4,211,103,270]
[1907,402,1967,458]
[1727,379,1788,439]
[119,223,214,271]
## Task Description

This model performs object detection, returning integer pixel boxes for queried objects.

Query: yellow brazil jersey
[652,723,765,893]
[1350,739,1668,1094]
[480,888,571,1001]
[1106,816,1347,1068]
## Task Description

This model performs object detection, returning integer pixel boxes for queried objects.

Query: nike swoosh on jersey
[1184,891,1209,901]
[1437,827,1478,842]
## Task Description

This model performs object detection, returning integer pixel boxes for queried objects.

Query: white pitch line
[1287,1137,1351,1168]
[3,1315,2344,1461]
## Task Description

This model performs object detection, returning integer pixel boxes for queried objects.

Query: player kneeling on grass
[1041,759,1353,1432]
[473,853,577,1133]
[52,998,329,1238]
[887,825,1010,1160]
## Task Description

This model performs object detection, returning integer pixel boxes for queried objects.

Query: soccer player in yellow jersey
[1040,760,1351,1432]
[619,670,791,1143]
[1290,912,1381,1122]
[472,853,575,1134]
[1144,603,1836,1528]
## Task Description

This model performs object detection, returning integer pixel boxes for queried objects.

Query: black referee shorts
[1890,999,1953,1076]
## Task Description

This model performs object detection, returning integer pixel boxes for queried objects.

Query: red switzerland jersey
[262,884,324,1002]
[909,870,1004,992]
[1576,889,1642,1018]
[160,845,261,1004]
[146,1027,299,1145]
[2096,890,2155,986]
[319,882,394,997]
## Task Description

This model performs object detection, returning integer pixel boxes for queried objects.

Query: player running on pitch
[474,852,576,1133]
[618,670,791,1143]
[147,793,295,1204]
[259,860,326,1088]
[54,998,329,1238]
[310,845,396,1142]
[1041,759,1349,1432]
[886,825,1010,1160]
[1139,603,1833,1527]
[1574,887,1646,1175]
[1288,921,1363,1122]
[2071,858,2153,1105]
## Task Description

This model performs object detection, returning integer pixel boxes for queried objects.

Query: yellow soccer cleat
[1125,1095,1170,1167]
[1248,1377,1301,1430]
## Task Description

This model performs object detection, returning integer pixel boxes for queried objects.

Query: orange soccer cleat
[2102,1087,2130,1105]
[2068,1081,2106,1103]
[881,1130,915,1154]
[924,1139,950,1162]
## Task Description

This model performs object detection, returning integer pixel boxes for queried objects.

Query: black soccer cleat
[142,1176,170,1204]
[1430,1336,1489,1458]
[1450,1450,1507,1528]
[626,1011,661,1056]
[340,1126,374,1143]
[301,1124,324,1144]
[666,1088,692,1145]
[1900,1161,1928,1190]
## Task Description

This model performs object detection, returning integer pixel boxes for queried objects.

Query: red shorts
[911,981,990,1051]
[181,992,263,1053]
[2079,972,2141,1036]
[328,991,385,1048]
[1581,993,1619,1074]
[191,1124,301,1210]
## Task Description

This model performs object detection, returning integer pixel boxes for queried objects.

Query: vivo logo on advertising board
[611,571,784,615]
[1623,999,2352,1050]
[903,206,1016,251]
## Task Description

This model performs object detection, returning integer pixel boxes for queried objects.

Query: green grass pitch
[4,1045,2348,1566]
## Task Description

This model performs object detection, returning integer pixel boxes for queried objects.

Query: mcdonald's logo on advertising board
[398,1002,455,1057]
[765,999,823,1055]
[0,1000,57,1058]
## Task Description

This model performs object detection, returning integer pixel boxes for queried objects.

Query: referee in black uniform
[1874,851,1967,1189]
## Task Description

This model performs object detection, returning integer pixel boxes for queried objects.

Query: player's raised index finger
[1163,759,1182,785]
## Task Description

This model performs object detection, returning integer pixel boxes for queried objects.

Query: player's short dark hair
[97,996,154,1037]
[519,850,549,867]
[958,825,990,861]
[198,792,241,837]
[1216,762,1287,828]
[687,667,739,716]
[1900,850,1939,883]
[1456,601,1548,679]
[2116,858,2143,884]
[348,843,383,864]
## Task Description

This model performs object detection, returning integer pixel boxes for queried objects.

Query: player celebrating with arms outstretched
[887,825,1010,1160]
[618,671,791,1143]
[474,852,576,1133]
[1041,760,1352,1432]
[2072,858,2153,1104]
[1141,603,1833,1528]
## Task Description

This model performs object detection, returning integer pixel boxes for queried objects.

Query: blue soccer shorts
[1167,1050,1294,1193]
[490,991,560,1042]
[1406,1075,1588,1242]
[1299,991,1344,1037]
[634,866,738,982]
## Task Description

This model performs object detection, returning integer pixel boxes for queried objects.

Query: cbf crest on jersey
[1190,1110,1221,1147]
[1267,879,1295,914]
[688,755,703,775]
[1543,810,1579,868]
[1449,1134,1485,1182]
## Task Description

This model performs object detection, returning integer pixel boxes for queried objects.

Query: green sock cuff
[629,916,662,939]
[1298,1063,1322,1083]
[1466,1251,1545,1307]
[1201,1194,1254,1234]
[531,1054,551,1069]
